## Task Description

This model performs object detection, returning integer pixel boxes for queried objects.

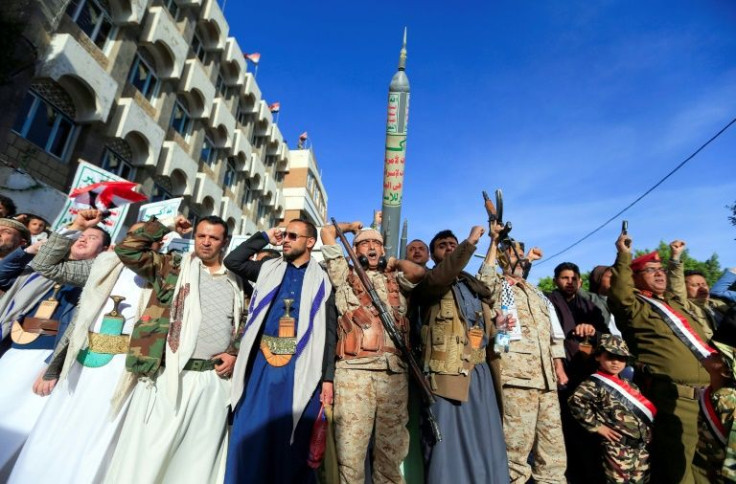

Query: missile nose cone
[398,27,408,71]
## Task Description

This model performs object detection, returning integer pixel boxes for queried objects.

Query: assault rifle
[331,218,442,444]
[482,189,531,279]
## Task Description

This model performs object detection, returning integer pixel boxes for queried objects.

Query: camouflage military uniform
[697,385,736,483]
[569,378,652,483]
[480,267,567,484]
[323,244,414,484]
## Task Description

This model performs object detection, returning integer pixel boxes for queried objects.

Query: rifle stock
[330,218,442,443]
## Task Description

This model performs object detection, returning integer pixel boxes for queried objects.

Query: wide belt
[87,332,129,354]
[183,358,216,372]
[339,346,402,360]
[431,346,486,366]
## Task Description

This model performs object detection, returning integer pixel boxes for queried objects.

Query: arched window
[241,179,253,207]
[224,158,237,188]
[101,139,136,180]
[128,52,160,102]
[170,98,193,140]
[66,0,115,51]
[12,83,77,161]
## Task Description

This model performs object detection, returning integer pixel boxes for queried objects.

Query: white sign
[137,198,183,222]
[52,160,133,241]
[227,234,254,255]
[166,238,195,254]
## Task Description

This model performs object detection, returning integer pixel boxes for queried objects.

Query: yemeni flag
[268,102,280,113]
[244,52,261,64]
[69,181,148,212]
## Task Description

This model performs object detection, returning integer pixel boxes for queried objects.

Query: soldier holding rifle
[320,221,425,484]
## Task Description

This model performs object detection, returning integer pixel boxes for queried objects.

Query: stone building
[0,0,325,236]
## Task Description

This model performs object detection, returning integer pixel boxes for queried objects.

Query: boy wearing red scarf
[568,335,656,483]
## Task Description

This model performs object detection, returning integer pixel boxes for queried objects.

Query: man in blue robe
[224,219,337,483]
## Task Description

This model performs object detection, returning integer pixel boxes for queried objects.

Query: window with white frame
[163,0,180,21]
[241,179,253,207]
[66,0,115,51]
[129,53,160,102]
[192,33,207,64]
[236,105,250,126]
[12,90,77,160]
[215,72,229,98]
[101,146,136,180]
[170,99,192,140]
[224,159,237,188]
[150,183,173,203]
[256,201,268,222]
[199,136,218,166]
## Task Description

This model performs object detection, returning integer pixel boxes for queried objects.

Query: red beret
[631,251,660,272]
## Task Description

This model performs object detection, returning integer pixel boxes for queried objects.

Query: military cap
[597,334,632,357]
[353,229,383,246]
[631,251,660,272]
[0,218,31,245]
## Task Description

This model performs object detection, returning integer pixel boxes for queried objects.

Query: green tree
[635,241,722,286]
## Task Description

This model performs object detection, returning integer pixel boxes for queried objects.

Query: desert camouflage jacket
[698,385,736,483]
[568,377,652,441]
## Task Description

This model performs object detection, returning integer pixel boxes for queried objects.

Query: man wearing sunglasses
[320,222,425,484]
[223,219,337,484]
[609,231,713,484]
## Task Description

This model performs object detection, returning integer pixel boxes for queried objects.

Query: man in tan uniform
[320,222,425,484]
[479,235,568,484]
[608,232,713,483]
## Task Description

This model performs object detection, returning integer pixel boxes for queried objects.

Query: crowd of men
[0,190,735,484]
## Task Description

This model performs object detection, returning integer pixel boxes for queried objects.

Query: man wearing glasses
[609,232,712,484]
[223,219,337,484]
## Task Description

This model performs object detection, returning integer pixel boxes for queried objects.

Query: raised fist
[71,209,103,231]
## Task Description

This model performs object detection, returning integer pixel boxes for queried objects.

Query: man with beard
[478,235,568,484]
[320,223,425,483]
[0,218,30,264]
[223,220,336,484]
[667,240,729,332]
[609,232,712,483]
[416,225,509,484]
[546,262,608,483]
[105,215,244,483]
[406,239,430,267]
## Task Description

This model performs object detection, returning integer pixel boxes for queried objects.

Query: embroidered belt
[260,335,296,367]
[87,332,129,354]
[183,358,216,371]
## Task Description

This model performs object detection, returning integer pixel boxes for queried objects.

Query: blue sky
[225,0,736,281]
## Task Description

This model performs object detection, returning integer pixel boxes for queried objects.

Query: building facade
[280,148,327,228]
[0,0,321,237]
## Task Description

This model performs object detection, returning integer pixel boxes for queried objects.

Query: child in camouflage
[568,334,656,483]
[697,320,736,483]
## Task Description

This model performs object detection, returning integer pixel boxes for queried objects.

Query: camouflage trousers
[602,440,650,483]
[502,387,567,484]
[333,368,409,484]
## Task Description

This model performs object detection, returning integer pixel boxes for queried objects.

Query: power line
[536,115,736,267]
